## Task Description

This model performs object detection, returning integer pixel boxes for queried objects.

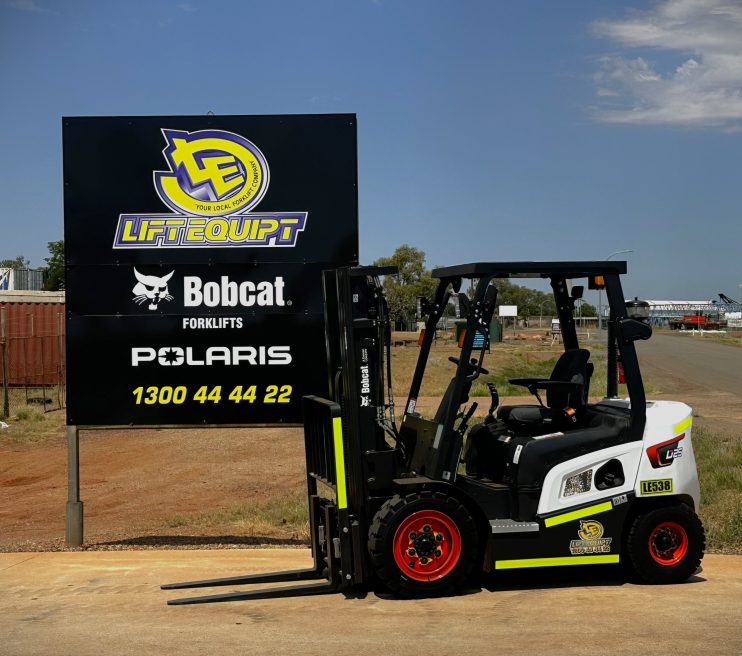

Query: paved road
[636,333,742,434]
[638,333,742,394]
[1,550,741,656]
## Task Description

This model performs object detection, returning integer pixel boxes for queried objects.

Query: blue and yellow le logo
[154,129,269,217]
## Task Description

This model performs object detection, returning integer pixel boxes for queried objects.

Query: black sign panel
[63,114,357,425]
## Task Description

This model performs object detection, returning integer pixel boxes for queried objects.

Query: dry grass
[694,426,742,552]
[165,489,309,541]
[0,406,65,445]
[390,338,661,399]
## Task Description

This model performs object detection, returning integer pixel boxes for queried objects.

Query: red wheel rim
[648,521,688,566]
[392,510,462,582]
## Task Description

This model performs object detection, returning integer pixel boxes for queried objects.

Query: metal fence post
[1,307,9,418]
[65,425,84,547]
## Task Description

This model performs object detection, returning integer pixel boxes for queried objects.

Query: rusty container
[0,295,65,387]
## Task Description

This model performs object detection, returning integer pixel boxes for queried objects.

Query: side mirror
[618,318,652,342]
[571,285,584,300]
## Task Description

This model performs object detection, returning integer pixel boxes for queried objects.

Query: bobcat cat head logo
[132,268,174,311]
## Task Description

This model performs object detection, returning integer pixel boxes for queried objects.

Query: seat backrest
[546,348,591,409]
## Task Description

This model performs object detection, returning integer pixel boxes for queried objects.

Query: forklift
[164,261,705,603]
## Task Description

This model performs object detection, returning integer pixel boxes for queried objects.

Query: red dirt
[0,423,307,551]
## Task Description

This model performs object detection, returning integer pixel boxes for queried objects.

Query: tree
[577,301,597,317]
[43,240,64,291]
[0,255,30,269]
[373,245,437,327]
[489,278,557,317]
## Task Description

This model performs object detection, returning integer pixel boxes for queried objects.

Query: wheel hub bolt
[435,533,443,542]
[419,557,428,565]
[407,548,416,557]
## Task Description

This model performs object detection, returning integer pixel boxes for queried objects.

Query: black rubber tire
[626,504,705,584]
[368,491,479,597]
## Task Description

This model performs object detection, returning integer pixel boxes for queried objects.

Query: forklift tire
[368,491,478,597]
[626,504,705,584]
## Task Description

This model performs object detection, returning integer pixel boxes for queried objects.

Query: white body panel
[537,399,700,515]
[636,400,700,509]
[537,440,642,515]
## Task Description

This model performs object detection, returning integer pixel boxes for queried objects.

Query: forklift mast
[320,266,400,579]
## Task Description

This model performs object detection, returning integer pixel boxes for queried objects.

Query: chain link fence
[1,305,66,418]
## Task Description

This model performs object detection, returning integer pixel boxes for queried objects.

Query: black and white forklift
[165,261,704,603]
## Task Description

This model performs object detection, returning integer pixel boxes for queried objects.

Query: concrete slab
[1,550,741,656]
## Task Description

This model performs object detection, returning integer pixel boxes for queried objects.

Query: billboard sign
[63,114,358,425]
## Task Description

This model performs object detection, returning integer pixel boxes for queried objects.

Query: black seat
[498,348,592,435]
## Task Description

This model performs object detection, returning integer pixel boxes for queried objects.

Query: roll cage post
[404,277,451,416]
[550,276,578,351]
[440,275,493,433]
[604,271,648,438]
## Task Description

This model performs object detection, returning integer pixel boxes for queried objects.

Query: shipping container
[0,292,65,387]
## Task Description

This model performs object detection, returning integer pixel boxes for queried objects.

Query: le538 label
[640,479,674,495]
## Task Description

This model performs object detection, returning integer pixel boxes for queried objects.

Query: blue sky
[1,0,740,301]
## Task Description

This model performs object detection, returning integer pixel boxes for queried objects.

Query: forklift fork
[164,395,358,604]
[163,496,345,604]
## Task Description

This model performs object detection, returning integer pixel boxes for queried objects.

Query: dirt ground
[0,424,309,551]
[1,334,740,552]
[2,550,741,656]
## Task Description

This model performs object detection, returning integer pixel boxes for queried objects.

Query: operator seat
[498,348,592,435]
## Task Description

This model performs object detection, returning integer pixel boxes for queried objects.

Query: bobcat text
[183,275,285,307]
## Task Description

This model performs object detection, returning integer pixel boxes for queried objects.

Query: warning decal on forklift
[640,479,674,495]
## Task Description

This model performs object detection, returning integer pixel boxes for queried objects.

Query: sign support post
[65,425,83,547]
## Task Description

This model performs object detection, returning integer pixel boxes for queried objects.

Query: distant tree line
[373,245,596,325]
[0,240,64,291]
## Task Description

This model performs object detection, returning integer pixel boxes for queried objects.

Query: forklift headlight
[564,470,593,496]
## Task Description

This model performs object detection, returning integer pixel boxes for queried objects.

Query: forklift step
[489,519,540,534]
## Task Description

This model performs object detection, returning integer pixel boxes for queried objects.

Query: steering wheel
[448,356,489,375]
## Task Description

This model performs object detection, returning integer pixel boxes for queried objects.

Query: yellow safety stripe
[332,416,348,510]
[544,501,613,528]
[495,555,620,570]
[673,415,692,435]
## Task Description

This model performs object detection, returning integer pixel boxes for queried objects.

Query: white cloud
[590,0,742,129]
[7,0,47,12]
[178,3,197,12]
